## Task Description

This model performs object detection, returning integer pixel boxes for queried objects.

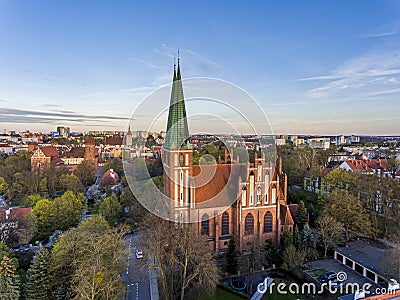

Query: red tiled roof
[101,169,120,186]
[40,146,58,157]
[105,136,123,146]
[193,163,246,207]
[345,159,388,172]
[0,207,32,222]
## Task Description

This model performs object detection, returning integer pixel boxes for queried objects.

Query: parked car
[135,249,143,259]
[318,271,337,283]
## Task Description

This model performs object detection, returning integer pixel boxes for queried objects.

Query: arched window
[244,213,254,235]
[201,214,209,236]
[221,212,229,235]
[264,212,273,233]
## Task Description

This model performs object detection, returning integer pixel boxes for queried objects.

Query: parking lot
[307,259,380,292]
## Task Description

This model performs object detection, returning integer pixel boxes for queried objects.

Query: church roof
[280,205,295,226]
[164,60,190,150]
[192,163,247,207]
[40,146,59,157]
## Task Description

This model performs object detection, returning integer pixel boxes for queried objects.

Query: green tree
[26,247,50,300]
[50,216,127,300]
[60,174,84,194]
[282,245,305,278]
[225,239,238,275]
[0,177,8,195]
[75,162,95,187]
[324,189,375,241]
[98,194,122,226]
[53,191,86,231]
[280,229,293,251]
[293,225,301,250]
[295,200,308,231]
[30,199,56,240]
[264,238,280,268]
[300,224,314,251]
[0,255,20,300]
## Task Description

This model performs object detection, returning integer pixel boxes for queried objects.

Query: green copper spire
[165,59,190,149]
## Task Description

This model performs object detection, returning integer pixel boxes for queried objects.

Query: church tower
[84,135,97,169]
[163,59,193,224]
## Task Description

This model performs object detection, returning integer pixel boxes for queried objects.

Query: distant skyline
[1,1,400,135]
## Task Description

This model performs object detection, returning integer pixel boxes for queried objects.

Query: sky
[1,0,400,135]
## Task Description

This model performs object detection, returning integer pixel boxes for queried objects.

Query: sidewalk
[149,255,159,300]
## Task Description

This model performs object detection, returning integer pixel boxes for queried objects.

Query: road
[125,233,151,300]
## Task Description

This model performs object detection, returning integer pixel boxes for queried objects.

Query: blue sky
[0,0,400,135]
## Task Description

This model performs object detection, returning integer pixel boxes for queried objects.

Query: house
[104,136,123,158]
[30,145,60,170]
[339,159,389,177]
[0,143,13,155]
[0,207,32,246]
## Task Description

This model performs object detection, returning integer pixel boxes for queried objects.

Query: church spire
[165,57,190,150]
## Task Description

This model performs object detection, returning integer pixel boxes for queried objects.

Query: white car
[135,249,143,259]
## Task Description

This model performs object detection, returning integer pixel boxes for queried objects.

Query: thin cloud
[303,49,400,98]
[362,31,398,38]
[0,108,129,124]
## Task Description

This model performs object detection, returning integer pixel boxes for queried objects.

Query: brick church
[162,60,294,252]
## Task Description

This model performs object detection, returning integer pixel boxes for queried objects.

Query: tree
[316,215,343,258]
[295,200,308,231]
[26,247,50,300]
[300,224,314,252]
[60,174,84,194]
[50,216,127,300]
[53,191,86,231]
[30,199,56,240]
[225,239,238,275]
[0,255,20,300]
[293,225,301,250]
[264,238,280,268]
[75,162,95,187]
[324,189,375,241]
[282,245,305,278]
[98,194,122,226]
[141,215,218,300]
[280,229,293,251]
[0,177,8,195]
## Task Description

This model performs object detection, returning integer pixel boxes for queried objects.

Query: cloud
[0,107,129,125]
[303,49,400,98]
[362,31,398,38]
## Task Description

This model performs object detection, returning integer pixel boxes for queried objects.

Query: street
[125,233,151,300]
